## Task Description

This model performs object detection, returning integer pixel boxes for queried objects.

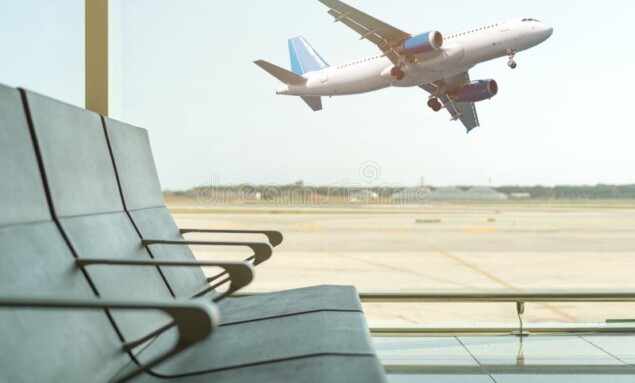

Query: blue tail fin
[288,36,329,75]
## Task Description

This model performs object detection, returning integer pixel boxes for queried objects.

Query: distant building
[426,187,465,201]
[465,187,508,200]
[426,187,508,201]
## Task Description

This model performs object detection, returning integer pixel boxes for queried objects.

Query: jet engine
[446,80,498,103]
[402,31,444,55]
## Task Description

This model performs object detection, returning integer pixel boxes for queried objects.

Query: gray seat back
[0,84,129,382]
[24,90,175,342]
[104,117,208,298]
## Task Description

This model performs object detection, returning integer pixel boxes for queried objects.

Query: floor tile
[458,336,622,367]
[374,337,477,367]
[387,374,493,383]
[493,374,635,383]
[581,335,635,364]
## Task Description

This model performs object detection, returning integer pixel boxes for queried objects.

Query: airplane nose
[542,23,554,39]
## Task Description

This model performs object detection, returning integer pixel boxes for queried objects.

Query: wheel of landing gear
[427,99,436,108]
[432,101,442,112]
[396,73,405,81]
[508,61,517,69]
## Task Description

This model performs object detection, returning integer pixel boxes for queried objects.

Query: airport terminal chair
[0,297,218,383]
[9,85,386,381]
[104,116,283,249]
[103,117,279,279]
[22,88,256,305]
[0,84,220,383]
[104,117,368,324]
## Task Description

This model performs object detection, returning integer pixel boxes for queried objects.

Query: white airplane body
[256,0,553,132]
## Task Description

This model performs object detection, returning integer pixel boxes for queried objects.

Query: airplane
[255,0,553,133]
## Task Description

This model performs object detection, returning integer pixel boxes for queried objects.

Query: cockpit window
[523,18,540,22]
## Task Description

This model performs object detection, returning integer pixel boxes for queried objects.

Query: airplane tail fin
[255,38,327,112]
[254,60,308,86]
[288,36,329,75]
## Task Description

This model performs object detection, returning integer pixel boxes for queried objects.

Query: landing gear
[427,98,442,112]
[390,66,405,81]
[507,49,518,69]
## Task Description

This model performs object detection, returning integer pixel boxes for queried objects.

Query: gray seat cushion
[133,355,386,383]
[138,311,377,377]
[217,285,363,325]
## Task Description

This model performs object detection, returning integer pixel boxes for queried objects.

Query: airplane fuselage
[277,18,553,97]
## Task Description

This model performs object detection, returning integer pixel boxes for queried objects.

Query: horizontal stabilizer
[301,96,322,111]
[254,60,308,86]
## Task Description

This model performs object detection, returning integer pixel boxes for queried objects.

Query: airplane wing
[420,72,480,133]
[318,0,411,65]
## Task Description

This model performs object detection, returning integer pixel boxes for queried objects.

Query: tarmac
[170,201,635,325]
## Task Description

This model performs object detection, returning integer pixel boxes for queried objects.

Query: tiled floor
[374,335,635,382]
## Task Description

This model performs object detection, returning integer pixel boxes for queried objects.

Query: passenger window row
[446,23,499,40]
[337,54,381,69]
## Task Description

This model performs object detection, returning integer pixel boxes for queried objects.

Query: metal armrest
[180,229,284,247]
[0,296,218,383]
[142,239,273,266]
[76,259,254,301]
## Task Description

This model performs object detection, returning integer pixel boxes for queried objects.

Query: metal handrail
[234,290,635,335]
[360,291,635,336]
[371,323,635,336]
[356,291,635,302]
[234,290,635,302]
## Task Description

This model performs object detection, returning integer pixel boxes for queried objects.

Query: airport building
[392,186,508,202]
[425,186,509,200]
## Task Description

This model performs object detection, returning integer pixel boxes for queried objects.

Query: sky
[1,0,634,190]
